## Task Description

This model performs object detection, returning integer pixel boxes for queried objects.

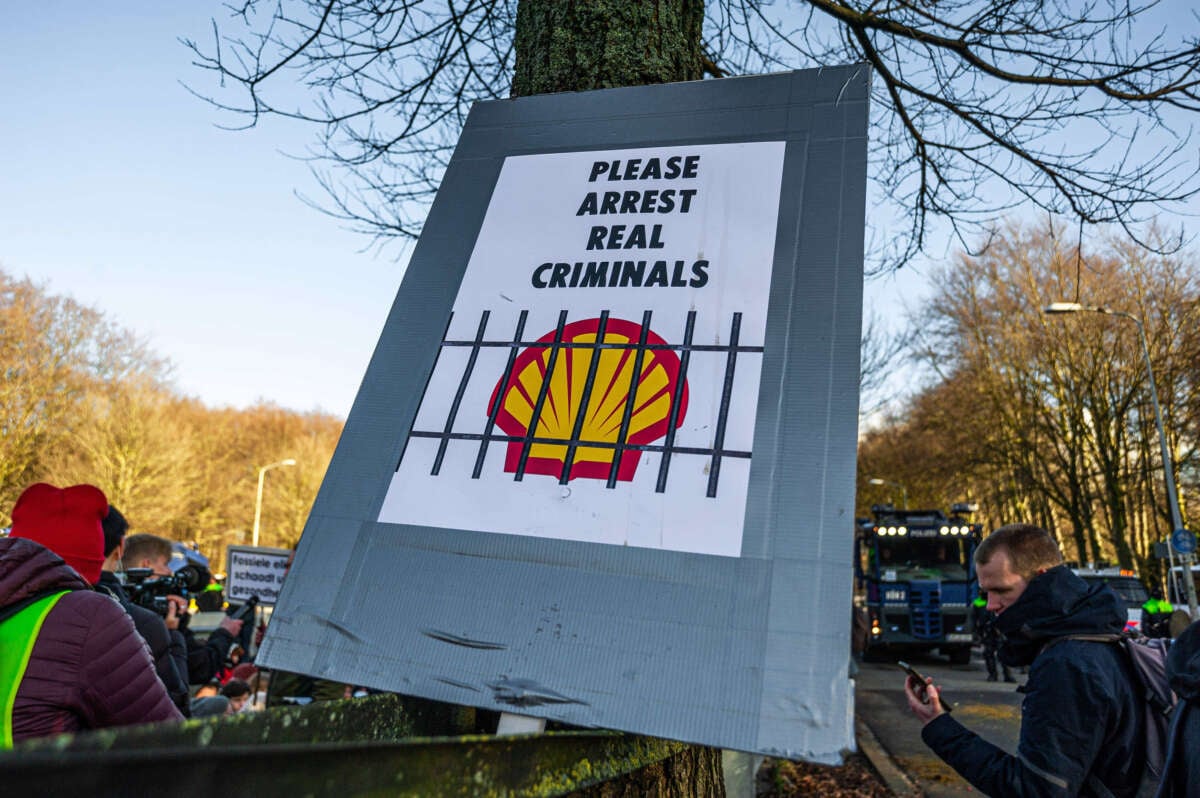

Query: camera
[123,569,183,617]
[124,563,212,618]
[174,563,212,593]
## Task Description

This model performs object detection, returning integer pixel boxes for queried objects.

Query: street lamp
[1044,302,1199,618]
[252,459,297,548]
[868,477,908,509]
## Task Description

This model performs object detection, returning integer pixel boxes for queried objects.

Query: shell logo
[487,317,688,482]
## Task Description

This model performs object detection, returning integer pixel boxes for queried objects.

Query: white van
[1070,567,1151,633]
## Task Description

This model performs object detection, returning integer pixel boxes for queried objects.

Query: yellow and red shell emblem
[488,317,688,482]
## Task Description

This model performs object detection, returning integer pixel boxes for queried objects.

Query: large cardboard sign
[225,545,291,605]
[260,67,869,761]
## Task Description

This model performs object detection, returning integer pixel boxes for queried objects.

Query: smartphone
[898,660,953,712]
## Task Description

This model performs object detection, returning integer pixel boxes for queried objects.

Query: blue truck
[854,503,982,664]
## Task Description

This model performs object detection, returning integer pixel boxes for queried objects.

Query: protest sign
[262,67,869,760]
[225,545,291,605]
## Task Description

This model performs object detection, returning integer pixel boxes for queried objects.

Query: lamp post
[1044,302,1198,618]
[252,459,297,548]
[868,477,908,509]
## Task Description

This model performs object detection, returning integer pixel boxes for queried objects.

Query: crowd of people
[0,482,351,748]
[4,482,1200,797]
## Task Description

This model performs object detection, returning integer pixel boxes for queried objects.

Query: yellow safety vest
[0,591,69,748]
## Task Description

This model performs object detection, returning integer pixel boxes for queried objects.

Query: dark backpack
[1046,633,1176,798]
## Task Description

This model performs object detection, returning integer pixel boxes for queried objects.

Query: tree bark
[511,0,705,97]
[570,745,726,797]
[511,3,722,793]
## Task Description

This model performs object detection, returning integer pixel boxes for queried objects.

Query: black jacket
[922,565,1144,797]
[1157,619,1200,798]
[95,571,190,716]
[182,620,236,685]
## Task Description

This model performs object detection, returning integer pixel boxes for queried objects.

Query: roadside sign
[225,545,291,605]
[1172,528,1197,555]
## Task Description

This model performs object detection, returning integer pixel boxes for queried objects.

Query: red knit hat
[10,483,109,585]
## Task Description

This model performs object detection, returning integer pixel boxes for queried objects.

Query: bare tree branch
[184,0,1200,268]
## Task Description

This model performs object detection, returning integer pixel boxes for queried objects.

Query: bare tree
[186,1,1199,268]
[0,268,346,563]
[889,222,1200,571]
[40,380,199,533]
[0,270,169,519]
[858,309,911,419]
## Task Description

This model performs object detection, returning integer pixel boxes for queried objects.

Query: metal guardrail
[1,693,714,797]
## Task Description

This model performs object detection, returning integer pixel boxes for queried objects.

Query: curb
[855,718,921,797]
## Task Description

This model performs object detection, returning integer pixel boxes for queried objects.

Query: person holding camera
[0,483,182,744]
[121,533,243,685]
[94,506,191,715]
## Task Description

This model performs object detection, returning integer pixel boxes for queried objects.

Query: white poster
[379,142,785,557]
[225,545,292,605]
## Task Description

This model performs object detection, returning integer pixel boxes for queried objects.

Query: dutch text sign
[225,545,291,605]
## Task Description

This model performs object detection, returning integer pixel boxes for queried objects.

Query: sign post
[1172,529,1197,556]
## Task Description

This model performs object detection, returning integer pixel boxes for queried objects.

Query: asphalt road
[855,649,1024,796]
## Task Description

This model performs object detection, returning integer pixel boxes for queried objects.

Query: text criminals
[532,154,712,290]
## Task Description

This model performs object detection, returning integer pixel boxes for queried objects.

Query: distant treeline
[0,268,341,573]
[855,222,1200,581]
[6,219,1198,583]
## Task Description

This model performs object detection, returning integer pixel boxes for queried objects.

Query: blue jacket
[922,565,1144,797]
[1157,619,1200,798]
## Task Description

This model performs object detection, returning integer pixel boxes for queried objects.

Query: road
[855,649,1024,796]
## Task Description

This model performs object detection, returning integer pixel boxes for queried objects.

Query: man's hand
[165,595,188,631]
[219,616,244,637]
[904,675,947,724]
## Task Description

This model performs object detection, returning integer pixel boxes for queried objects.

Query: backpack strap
[1038,632,1121,661]
[0,591,71,749]
[1045,633,1175,709]
[0,589,66,625]
[1041,633,1121,650]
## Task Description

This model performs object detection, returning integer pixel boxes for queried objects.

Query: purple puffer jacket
[0,537,182,741]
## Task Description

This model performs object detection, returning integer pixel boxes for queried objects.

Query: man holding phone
[898,661,950,712]
[903,523,1148,796]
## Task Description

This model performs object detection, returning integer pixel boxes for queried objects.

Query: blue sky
[2,3,406,416]
[16,4,1146,417]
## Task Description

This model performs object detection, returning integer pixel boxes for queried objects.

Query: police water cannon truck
[854,502,982,664]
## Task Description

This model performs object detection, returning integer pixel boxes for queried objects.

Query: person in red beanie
[0,483,182,745]
[10,482,108,584]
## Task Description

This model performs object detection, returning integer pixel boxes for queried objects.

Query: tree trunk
[511,3,722,793]
[511,0,705,97]
[569,745,726,797]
